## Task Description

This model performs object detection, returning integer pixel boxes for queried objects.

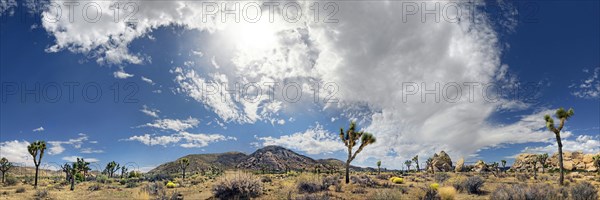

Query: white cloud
[256,123,345,155]
[0,0,17,16]
[140,105,160,118]
[520,134,600,155]
[114,68,134,79]
[571,67,600,99]
[141,76,155,85]
[80,148,104,154]
[33,126,45,132]
[62,156,99,163]
[48,133,89,155]
[0,140,31,165]
[140,117,199,132]
[125,132,236,148]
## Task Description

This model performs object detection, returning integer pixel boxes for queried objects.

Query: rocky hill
[511,151,599,172]
[148,152,247,174]
[149,145,371,174]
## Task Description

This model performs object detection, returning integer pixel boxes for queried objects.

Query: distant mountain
[236,145,321,171]
[148,152,247,174]
[149,145,372,174]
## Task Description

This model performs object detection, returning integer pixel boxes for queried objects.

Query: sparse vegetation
[571,181,598,200]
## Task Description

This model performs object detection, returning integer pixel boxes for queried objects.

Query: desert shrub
[212,172,262,199]
[322,175,340,189]
[413,187,440,200]
[260,176,272,183]
[88,184,101,191]
[350,175,376,187]
[390,177,403,184]
[129,171,142,178]
[166,181,177,188]
[144,182,166,196]
[33,189,49,200]
[376,174,391,180]
[352,187,367,194]
[4,175,18,186]
[334,183,342,192]
[490,184,568,200]
[434,173,450,183]
[126,181,138,188]
[571,181,598,200]
[448,177,465,192]
[462,176,484,194]
[373,189,403,200]
[438,186,456,200]
[1,191,7,195]
[146,173,172,182]
[430,183,440,190]
[516,173,528,182]
[295,193,330,200]
[119,179,128,185]
[16,187,26,193]
[96,174,109,184]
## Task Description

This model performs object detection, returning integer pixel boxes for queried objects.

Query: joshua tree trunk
[70,175,75,191]
[556,134,564,185]
[345,162,350,184]
[34,166,39,189]
[2,173,4,183]
[182,169,186,180]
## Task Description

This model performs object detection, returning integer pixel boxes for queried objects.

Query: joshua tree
[105,161,120,178]
[412,155,420,172]
[76,158,90,178]
[530,160,538,179]
[405,160,412,172]
[426,157,434,174]
[27,140,46,188]
[120,166,128,179]
[61,161,82,191]
[537,153,548,173]
[0,157,13,183]
[376,160,382,175]
[593,155,600,175]
[339,121,376,184]
[544,107,574,185]
[178,158,190,180]
[501,160,507,173]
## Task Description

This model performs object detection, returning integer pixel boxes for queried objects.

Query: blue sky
[0,0,598,171]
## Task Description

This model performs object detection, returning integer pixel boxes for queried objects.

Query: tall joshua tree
[340,121,376,184]
[28,140,46,188]
[544,107,574,185]
[405,160,412,172]
[376,160,381,175]
[501,160,507,173]
[0,157,13,183]
[179,158,190,180]
[412,155,420,172]
[538,153,548,173]
[120,166,128,179]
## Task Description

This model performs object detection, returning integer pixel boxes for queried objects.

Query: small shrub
[212,172,262,199]
[490,184,568,200]
[143,182,166,196]
[96,174,109,184]
[448,177,465,192]
[88,184,101,191]
[126,181,138,188]
[166,181,177,188]
[434,173,450,183]
[33,189,49,200]
[376,174,391,180]
[295,193,330,200]
[373,189,403,200]
[571,181,598,200]
[463,176,484,194]
[4,175,18,186]
[516,173,528,182]
[391,177,403,184]
[16,187,26,193]
[430,183,440,190]
[260,176,272,183]
[351,187,367,194]
[438,186,456,200]
[413,187,440,200]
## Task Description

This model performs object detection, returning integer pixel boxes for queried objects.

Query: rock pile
[511,151,599,172]
[427,151,453,172]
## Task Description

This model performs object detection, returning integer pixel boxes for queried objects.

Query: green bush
[4,175,18,186]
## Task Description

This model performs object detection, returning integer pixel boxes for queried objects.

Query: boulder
[510,153,540,172]
[513,151,599,172]
[426,151,453,172]
[455,158,465,173]
[473,160,487,172]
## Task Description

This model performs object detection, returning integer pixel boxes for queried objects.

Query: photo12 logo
[1,82,139,103]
